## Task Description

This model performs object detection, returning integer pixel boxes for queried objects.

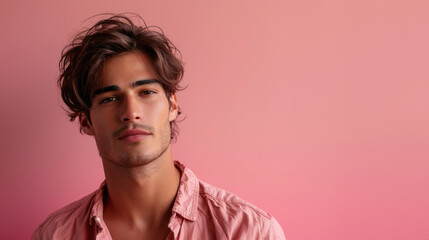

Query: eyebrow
[93,79,160,97]
[133,79,159,88]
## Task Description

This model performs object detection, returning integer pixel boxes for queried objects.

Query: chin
[109,148,168,168]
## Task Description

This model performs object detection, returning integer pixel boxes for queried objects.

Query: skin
[79,51,181,239]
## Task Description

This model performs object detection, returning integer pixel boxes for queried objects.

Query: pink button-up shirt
[33,162,286,239]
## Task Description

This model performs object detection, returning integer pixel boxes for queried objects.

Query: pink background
[1,0,428,239]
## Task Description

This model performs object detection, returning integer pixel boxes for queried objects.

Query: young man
[33,14,286,240]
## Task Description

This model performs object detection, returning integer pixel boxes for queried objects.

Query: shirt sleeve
[265,217,286,240]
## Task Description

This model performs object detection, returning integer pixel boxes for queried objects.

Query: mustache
[112,123,155,138]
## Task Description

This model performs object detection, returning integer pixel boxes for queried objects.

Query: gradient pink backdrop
[1,0,428,239]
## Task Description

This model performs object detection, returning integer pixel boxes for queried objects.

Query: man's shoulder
[196,180,286,239]
[198,179,271,219]
[32,190,98,239]
[178,162,271,220]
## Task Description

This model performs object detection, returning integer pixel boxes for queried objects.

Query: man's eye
[140,90,156,95]
[100,97,117,104]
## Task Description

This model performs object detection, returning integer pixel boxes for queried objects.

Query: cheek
[91,115,113,136]
[148,100,170,121]
[91,119,114,151]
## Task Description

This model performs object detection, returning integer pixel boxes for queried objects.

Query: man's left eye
[141,90,156,95]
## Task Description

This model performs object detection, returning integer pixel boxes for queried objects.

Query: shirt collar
[89,181,106,227]
[88,161,199,225]
[171,161,199,221]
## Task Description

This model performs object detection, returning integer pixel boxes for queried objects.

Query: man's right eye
[100,97,117,104]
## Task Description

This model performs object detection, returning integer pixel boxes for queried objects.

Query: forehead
[97,51,158,88]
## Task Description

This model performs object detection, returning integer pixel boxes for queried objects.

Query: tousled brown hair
[59,14,184,141]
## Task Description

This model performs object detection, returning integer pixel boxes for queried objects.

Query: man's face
[80,51,178,167]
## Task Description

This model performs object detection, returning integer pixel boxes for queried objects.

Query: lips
[117,129,151,142]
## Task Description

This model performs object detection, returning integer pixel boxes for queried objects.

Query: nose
[120,95,142,123]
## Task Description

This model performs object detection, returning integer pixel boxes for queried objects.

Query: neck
[102,148,181,230]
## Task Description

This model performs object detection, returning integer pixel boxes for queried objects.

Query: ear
[79,112,94,136]
[168,93,179,122]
